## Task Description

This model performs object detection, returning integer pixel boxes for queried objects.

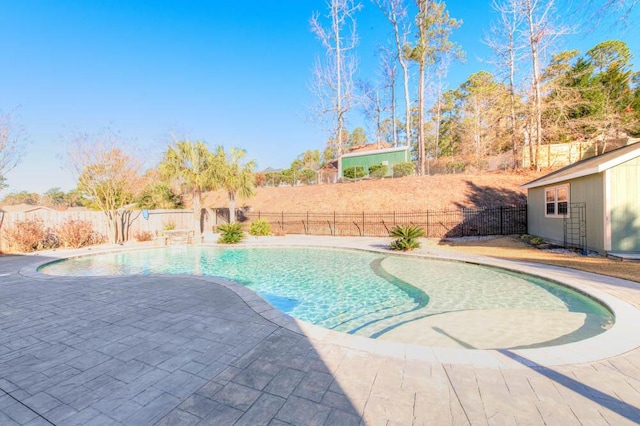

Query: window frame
[544,184,570,218]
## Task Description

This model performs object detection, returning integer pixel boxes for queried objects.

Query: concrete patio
[1,236,640,425]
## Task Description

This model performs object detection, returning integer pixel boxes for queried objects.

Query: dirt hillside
[202,170,546,212]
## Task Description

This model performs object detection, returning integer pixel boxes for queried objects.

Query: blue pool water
[40,246,613,344]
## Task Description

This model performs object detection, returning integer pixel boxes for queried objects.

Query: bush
[445,161,466,174]
[56,219,95,248]
[3,218,49,252]
[343,166,366,179]
[389,225,426,251]
[218,222,245,244]
[249,219,272,236]
[134,230,154,242]
[163,221,176,231]
[368,164,388,179]
[393,162,415,177]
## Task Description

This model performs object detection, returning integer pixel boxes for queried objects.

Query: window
[545,184,569,217]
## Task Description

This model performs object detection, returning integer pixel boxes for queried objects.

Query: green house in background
[521,142,640,257]
[338,146,410,179]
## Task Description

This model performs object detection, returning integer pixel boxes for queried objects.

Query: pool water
[40,246,614,348]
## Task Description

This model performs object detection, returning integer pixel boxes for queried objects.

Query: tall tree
[159,141,217,236]
[585,40,634,152]
[405,0,462,175]
[310,0,362,157]
[0,111,26,189]
[519,0,567,170]
[487,0,524,165]
[214,147,255,224]
[374,0,413,146]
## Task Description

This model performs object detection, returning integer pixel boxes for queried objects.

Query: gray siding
[569,174,605,252]
[610,156,640,252]
[527,173,605,252]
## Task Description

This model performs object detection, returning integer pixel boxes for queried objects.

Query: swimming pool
[40,246,614,349]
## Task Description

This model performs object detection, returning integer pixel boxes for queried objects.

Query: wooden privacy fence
[241,205,528,238]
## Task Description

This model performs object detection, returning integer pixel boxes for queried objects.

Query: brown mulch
[435,235,640,283]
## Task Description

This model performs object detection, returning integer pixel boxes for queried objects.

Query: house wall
[609,156,640,252]
[527,173,605,252]
[340,150,408,177]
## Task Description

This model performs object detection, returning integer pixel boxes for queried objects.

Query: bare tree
[374,0,413,147]
[518,0,568,171]
[486,0,525,167]
[310,0,362,157]
[0,111,27,189]
[359,47,397,147]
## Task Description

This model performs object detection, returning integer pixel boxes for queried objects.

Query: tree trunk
[228,192,236,223]
[418,61,426,176]
[526,0,543,172]
[192,191,202,236]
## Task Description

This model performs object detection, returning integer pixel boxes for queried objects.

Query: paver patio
[1,236,639,425]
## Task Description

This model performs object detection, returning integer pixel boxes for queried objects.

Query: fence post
[426,211,430,237]
[306,212,309,235]
[500,206,504,235]
[333,212,336,236]
[281,211,284,233]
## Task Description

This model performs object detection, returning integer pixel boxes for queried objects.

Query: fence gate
[564,202,587,253]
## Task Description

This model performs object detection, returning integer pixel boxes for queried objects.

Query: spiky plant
[217,222,245,244]
[389,225,426,251]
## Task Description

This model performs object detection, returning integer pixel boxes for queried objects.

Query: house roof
[521,142,640,190]
[340,144,408,159]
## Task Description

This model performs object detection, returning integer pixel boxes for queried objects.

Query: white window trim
[544,184,570,218]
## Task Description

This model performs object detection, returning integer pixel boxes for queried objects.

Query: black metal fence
[240,205,527,238]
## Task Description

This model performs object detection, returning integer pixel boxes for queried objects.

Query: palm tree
[159,141,217,236]
[215,147,255,223]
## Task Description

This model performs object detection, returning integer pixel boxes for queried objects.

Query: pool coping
[20,236,640,368]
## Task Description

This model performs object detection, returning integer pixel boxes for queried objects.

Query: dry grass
[202,169,545,212]
[436,235,640,283]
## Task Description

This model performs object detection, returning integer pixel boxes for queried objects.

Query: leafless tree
[486,0,525,167]
[518,0,569,171]
[0,111,27,189]
[374,0,413,147]
[310,0,362,157]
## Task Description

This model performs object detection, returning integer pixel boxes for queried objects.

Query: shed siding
[609,156,640,252]
[527,173,605,252]
[340,150,408,177]
[570,174,605,252]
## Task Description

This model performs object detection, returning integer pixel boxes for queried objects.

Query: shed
[338,145,410,179]
[521,142,640,255]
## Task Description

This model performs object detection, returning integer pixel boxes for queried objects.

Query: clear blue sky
[1,0,637,195]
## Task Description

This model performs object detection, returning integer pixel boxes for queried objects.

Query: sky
[1,0,638,195]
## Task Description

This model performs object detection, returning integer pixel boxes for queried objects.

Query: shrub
[393,162,415,177]
[249,219,272,236]
[368,164,388,179]
[56,219,95,248]
[134,230,154,242]
[163,221,176,231]
[445,161,466,174]
[218,222,245,244]
[3,218,49,252]
[343,166,366,179]
[389,225,426,251]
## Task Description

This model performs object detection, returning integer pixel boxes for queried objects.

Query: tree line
[1,135,256,244]
[309,0,639,173]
